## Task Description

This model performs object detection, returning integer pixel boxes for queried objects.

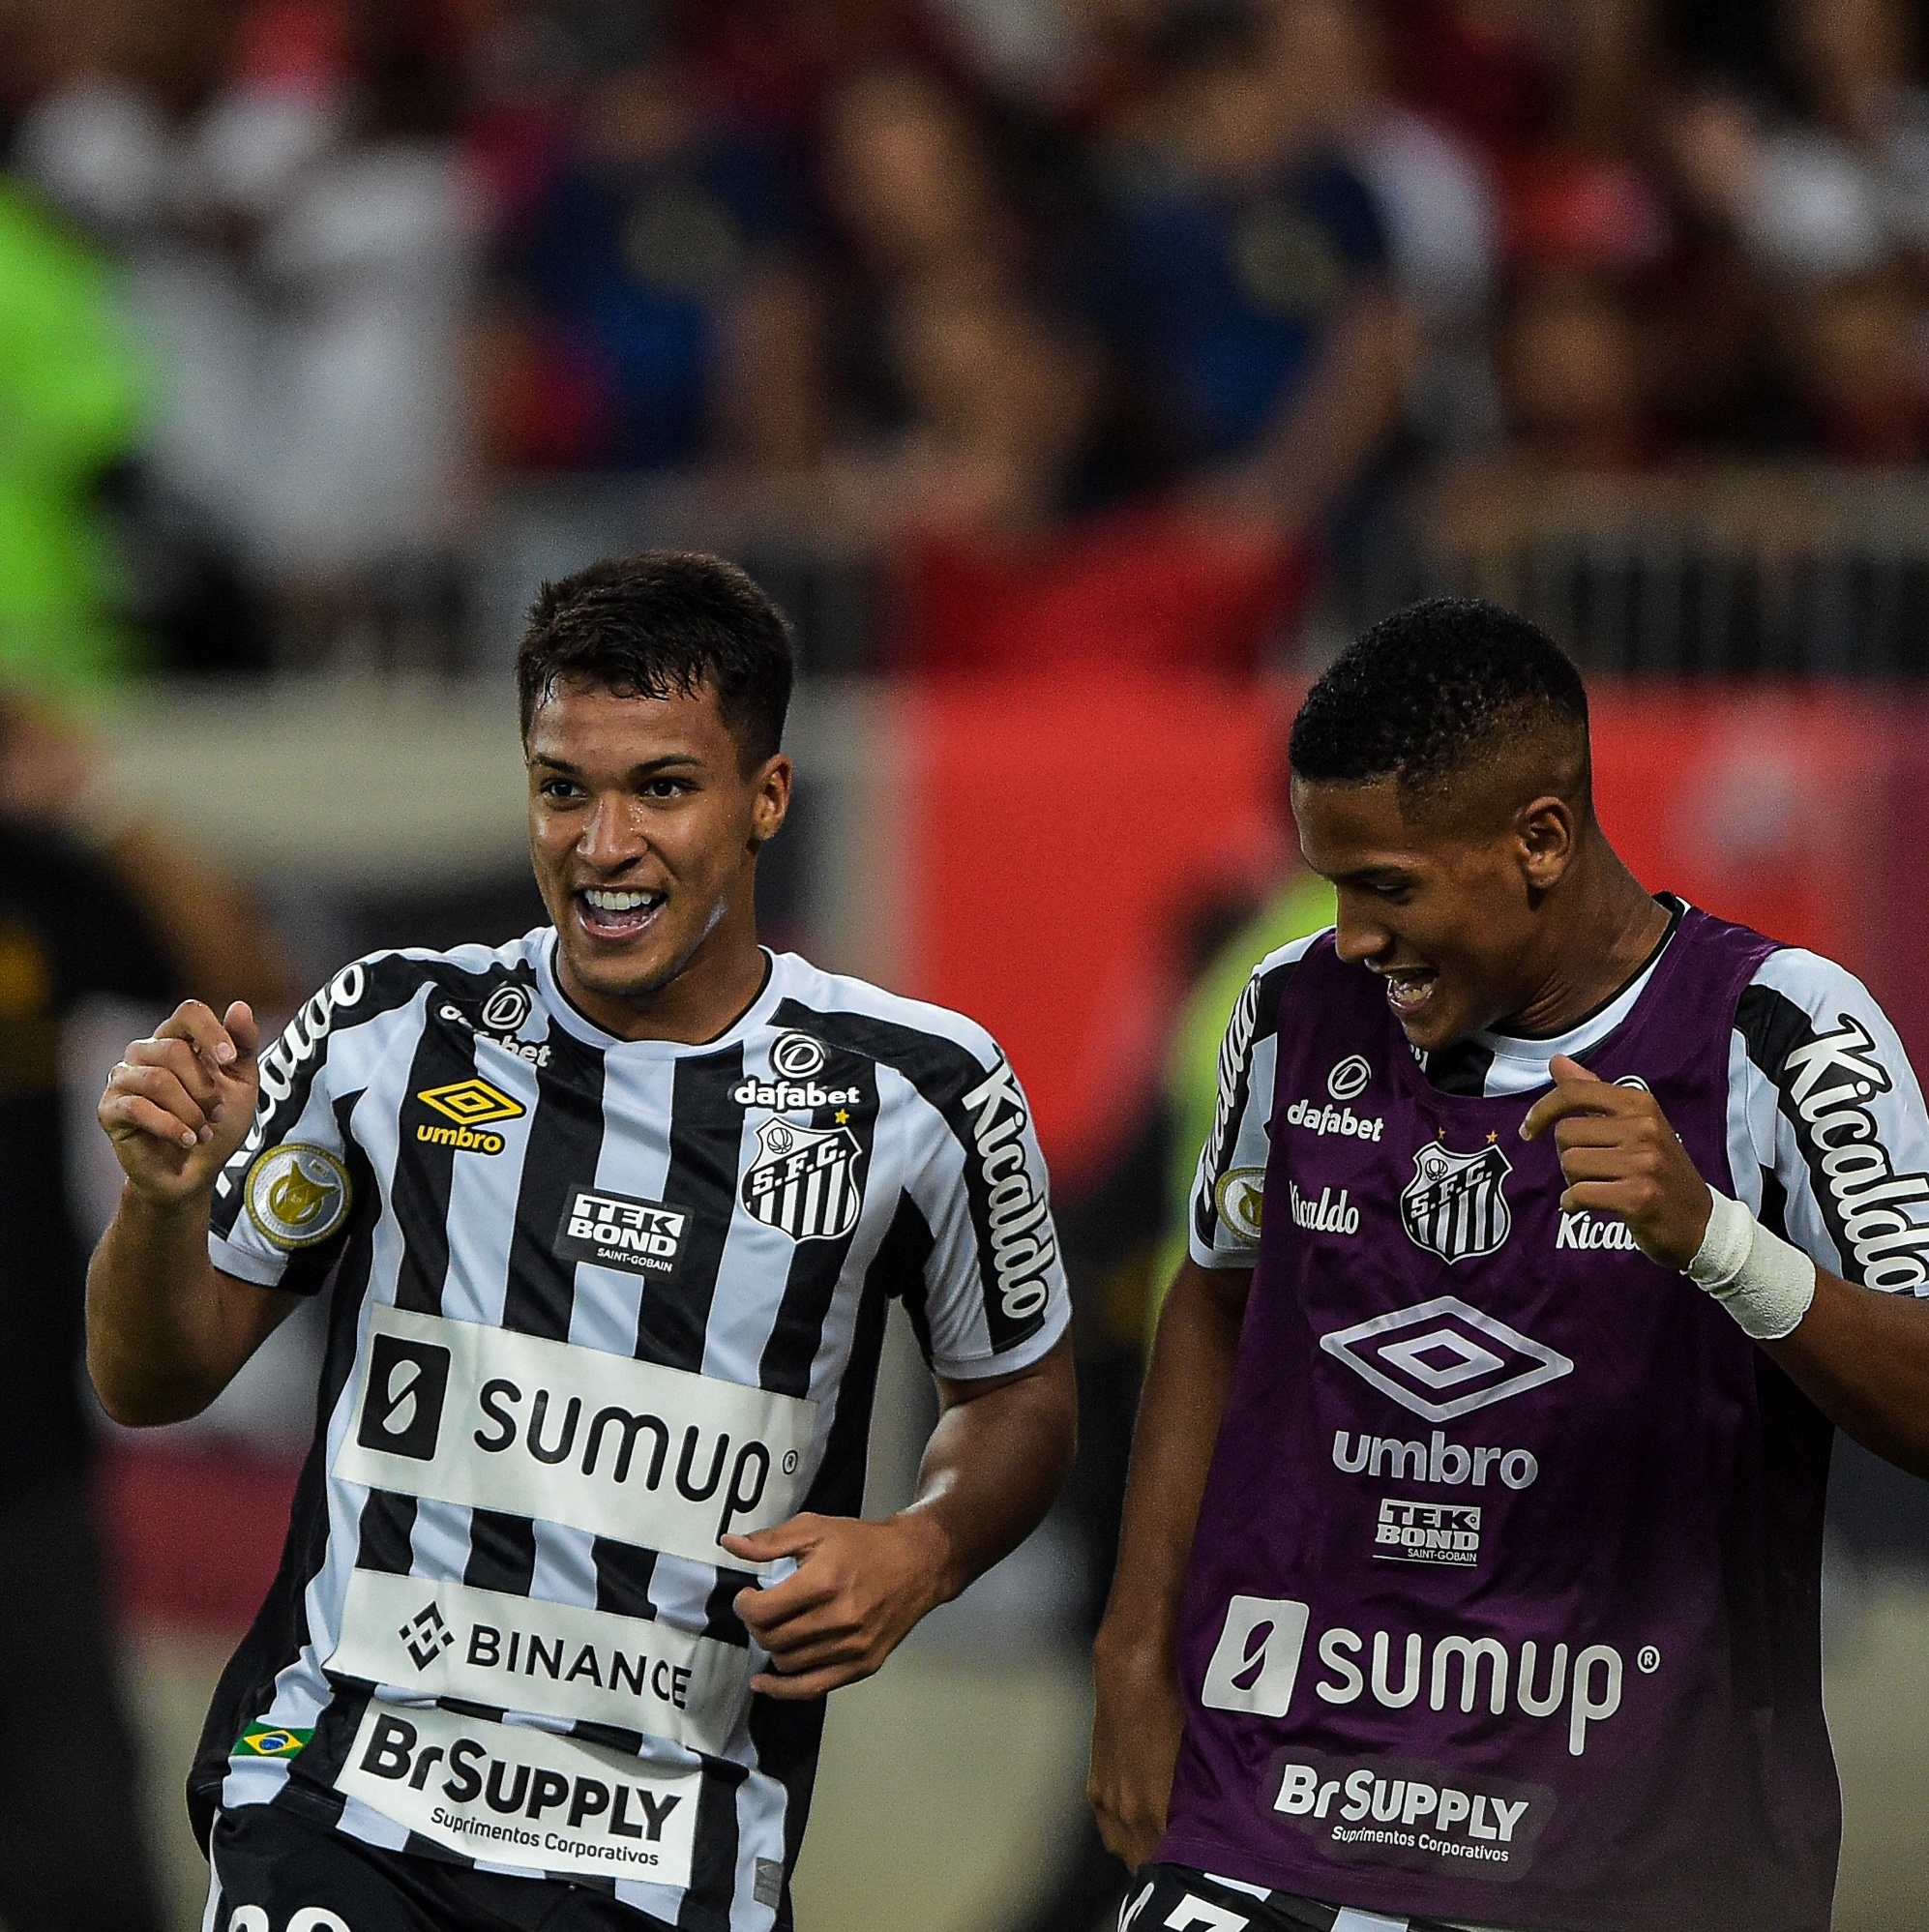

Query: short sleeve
[206,956,399,1293]
[1187,936,1321,1268]
[896,1051,1070,1381]
[1728,948,1929,1295]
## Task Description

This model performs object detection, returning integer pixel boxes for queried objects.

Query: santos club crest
[742,1117,863,1242]
[1401,1142,1513,1263]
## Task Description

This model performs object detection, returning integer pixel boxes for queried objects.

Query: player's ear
[747,753,792,850]
[1516,793,1577,889]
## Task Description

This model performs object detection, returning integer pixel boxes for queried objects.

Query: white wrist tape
[1685,1192,1816,1341]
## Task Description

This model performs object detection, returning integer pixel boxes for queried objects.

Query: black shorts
[1121,1862,1497,1932]
[205,1803,677,1932]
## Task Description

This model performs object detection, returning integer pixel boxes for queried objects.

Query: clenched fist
[99,998,261,1207]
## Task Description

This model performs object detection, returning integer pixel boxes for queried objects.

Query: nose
[578,794,647,872]
[1332,895,1391,967]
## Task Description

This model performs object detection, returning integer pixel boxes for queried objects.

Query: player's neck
[1502,836,1670,1040]
[556,908,771,1046]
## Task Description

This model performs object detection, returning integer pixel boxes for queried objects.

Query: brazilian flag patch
[234,1725,313,1759]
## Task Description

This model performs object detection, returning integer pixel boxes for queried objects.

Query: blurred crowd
[9,0,1929,687]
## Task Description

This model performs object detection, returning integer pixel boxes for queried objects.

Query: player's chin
[558,927,682,1001]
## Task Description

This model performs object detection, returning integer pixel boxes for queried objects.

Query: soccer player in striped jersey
[88,552,1077,1932]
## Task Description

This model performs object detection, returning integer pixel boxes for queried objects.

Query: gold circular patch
[245,1144,351,1250]
[1215,1166,1265,1246]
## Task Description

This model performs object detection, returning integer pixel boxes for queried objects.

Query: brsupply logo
[337,1307,815,1564]
[339,1701,700,1887]
[327,1569,750,1755]
[1201,1594,1634,1759]
[1375,1498,1480,1566]
[1321,1295,1573,1424]
[554,1185,689,1279]
[413,1078,525,1155]
[1268,1746,1555,1883]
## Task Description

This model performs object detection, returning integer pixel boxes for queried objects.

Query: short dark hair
[516,552,794,766]
[1290,597,1589,804]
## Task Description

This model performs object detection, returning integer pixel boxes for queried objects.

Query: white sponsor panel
[325,1570,751,1756]
[335,1307,816,1566]
[338,1700,700,1886]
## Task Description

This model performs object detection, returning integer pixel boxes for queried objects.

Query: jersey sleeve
[1187,936,1319,1268]
[1728,948,1929,1295]
[206,955,409,1293]
[895,1049,1070,1381]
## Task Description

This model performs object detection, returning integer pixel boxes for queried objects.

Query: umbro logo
[412,1077,524,1155]
[1320,1295,1574,1423]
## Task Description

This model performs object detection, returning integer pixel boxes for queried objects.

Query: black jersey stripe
[502,1028,608,1341]
[646,1047,749,1372]
[592,1537,661,1617]
[1735,982,1869,1280]
[1426,1037,1497,1097]
[757,1051,880,1396]
[463,1508,538,1596]
[390,1015,476,1316]
[676,1756,750,1932]
[807,1196,926,1520]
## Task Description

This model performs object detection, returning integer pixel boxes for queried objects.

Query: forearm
[86,1188,281,1425]
[903,1337,1079,1607]
[1095,1260,1248,1669]
[1765,1268,1929,1478]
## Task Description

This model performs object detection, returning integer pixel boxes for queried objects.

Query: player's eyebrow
[527,752,705,779]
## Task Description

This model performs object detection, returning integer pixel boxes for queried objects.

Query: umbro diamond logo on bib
[741,1118,862,1241]
[1401,1141,1514,1262]
[1321,1295,1574,1423]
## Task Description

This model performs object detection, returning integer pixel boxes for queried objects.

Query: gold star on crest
[835,1109,850,1124]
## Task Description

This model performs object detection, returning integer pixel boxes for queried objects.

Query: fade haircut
[1290,597,1590,811]
[517,552,794,767]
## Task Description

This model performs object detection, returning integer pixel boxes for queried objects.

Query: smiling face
[526,676,789,1037]
[1291,772,1580,1052]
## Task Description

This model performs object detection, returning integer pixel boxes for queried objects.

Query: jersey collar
[534,929,787,1054]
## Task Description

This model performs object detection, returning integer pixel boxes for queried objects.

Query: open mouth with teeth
[1380,966,1439,1023]
[576,885,668,942]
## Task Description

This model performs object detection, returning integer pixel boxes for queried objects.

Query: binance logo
[414,1077,524,1155]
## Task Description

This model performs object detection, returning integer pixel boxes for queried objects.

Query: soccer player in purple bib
[1090,597,1929,1932]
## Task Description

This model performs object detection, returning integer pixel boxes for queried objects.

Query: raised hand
[99,998,261,1207]
[1519,1054,1712,1268]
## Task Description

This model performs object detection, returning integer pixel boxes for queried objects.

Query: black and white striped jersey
[1188,901,1929,1296]
[193,932,1069,1930]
